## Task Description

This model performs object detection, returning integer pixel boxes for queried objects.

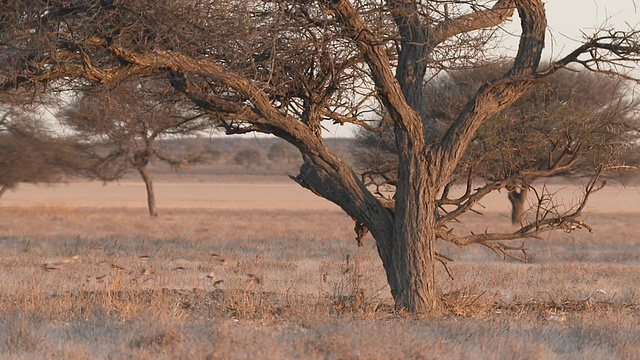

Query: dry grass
[0,202,638,359]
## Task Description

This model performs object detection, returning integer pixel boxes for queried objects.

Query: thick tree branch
[323,0,424,138]
[431,0,516,46]
[434,0,546,188]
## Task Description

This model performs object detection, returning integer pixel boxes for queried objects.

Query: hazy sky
[537,0,638,58]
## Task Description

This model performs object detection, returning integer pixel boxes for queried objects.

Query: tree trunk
[137,166,158,217]
[387,129,441,313]
[390,192,440,313]
[508,186,528,225]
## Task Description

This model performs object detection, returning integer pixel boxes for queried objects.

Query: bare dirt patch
[1,177,339,210]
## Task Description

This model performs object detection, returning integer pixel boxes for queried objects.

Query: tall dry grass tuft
[3,316,44,354]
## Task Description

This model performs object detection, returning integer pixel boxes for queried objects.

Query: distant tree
[0,110,90,202]
[357,68,640,224]
[203,146,223,163]
[268,141,299,164]
[233,148,261,167]
[60,77,210,216]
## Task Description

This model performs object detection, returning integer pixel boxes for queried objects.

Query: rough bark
[388,1,430,125]
[391,144,441,312]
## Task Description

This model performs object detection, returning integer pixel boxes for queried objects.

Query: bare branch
[437,168,607,257]
[431,0,516,46]
[539,30,640,81]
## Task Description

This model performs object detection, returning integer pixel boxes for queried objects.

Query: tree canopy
[0,106,90,201]
[60,76,210,216]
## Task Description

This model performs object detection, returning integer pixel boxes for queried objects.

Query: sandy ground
[1,180,335,210]
[1,177,639,213]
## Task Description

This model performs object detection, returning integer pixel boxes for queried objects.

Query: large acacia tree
[1,0,640,313]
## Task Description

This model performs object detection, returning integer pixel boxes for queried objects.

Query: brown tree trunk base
[388,146,442,314]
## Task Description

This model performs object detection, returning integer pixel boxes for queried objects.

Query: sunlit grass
[0,205,638,358]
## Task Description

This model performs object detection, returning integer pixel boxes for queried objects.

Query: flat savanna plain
[0,176,639,359]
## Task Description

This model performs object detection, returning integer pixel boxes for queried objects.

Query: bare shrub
[268,142,299,164]
[3,317,43,353]
[233,148,261,167]
[128,329,185,352]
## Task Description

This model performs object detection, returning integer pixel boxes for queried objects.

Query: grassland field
[0,174,638,359]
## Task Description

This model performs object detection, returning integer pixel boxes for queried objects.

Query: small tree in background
[357,67,640,225]
[233,148,261,167]
[268,141,299,165]
[0,109,90,202]
[60,77,210,216]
